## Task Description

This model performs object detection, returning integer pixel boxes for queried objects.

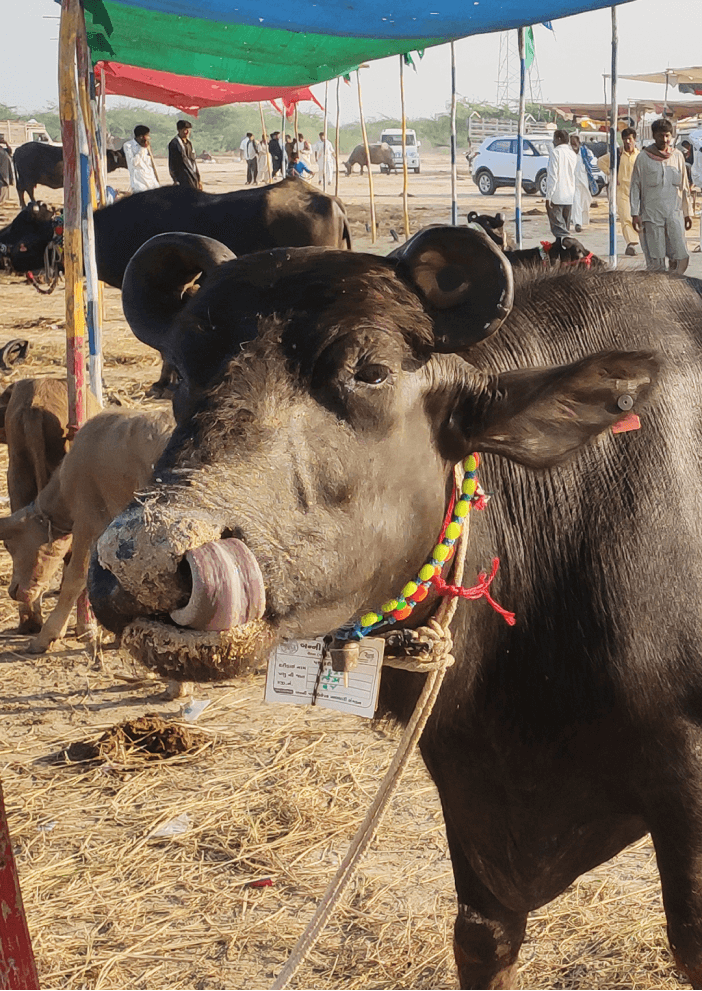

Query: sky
[2,0,700,126]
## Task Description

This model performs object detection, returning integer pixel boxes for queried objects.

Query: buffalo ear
[121,233,236,357]
[457,351,659,469]
[391,226,513,354]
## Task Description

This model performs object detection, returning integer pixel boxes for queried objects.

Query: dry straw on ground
[0,197,691,990]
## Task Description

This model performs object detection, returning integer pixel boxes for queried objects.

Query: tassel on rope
[431,558,516,626]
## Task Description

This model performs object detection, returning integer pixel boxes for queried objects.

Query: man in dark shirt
[168,120,201,189]
[268,131,283,179]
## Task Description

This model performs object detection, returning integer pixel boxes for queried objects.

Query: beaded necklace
[339,454,515,643]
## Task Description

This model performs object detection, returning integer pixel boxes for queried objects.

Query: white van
[379,129,421,173]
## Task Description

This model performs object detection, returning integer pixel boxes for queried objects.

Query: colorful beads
[361,612,381,629]
[344,453,485,640]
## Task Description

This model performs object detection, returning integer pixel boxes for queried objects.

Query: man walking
[545,129,576,237]
[123,125,160,193]
[168,120,201,189]
[240,132,259,184]
[597,126,639,255]
[630,118,692,273]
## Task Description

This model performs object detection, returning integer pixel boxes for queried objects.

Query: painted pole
[450,42,458,226]
[334,77,341,198]
[76,12,103,406]
[0,779,39,990]
[515,27,526,249]
[259,102,272,183]
[98,64,107,196]
[609,5,618,268]
[322,80,329,193]
[357,70,376,244]
[59,0,87,440]
[400,56,410,239]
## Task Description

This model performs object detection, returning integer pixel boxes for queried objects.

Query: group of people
[546,119,695,273]
[238,130,336,185]
[123,119,201,193]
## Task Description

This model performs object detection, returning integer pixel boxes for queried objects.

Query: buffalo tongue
[170,538,265,631]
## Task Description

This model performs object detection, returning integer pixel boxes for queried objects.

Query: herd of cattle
[4,155,702,990]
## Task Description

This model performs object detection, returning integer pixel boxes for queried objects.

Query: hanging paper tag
[264,637,384,719]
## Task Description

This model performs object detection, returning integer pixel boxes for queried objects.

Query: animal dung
[62,715,211,764]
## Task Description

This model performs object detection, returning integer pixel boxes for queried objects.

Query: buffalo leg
[649,779,702,989]
[445,818,527,989]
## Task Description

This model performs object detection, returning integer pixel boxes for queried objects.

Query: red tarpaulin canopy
[97,60,324,115]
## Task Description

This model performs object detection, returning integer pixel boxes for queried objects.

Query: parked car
[379,128,421,173]
[470,134,606,197]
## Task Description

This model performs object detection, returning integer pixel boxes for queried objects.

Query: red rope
[431,557,516,626]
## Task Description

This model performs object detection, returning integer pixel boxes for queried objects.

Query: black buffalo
[87,224,702,988]
[13,142,127,206]
[93,178,353,395]
[505,235,604,269]
[466,210,507,248]
[0,201,55,273]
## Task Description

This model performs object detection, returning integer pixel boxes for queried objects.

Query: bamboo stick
[59,0,87,440]
[334,77,341,198]
[357,70,376,244]
[450,43,458,227]
[515,28,526,248]
[399,56,410,239]
[609,6,618,269]
[259,102,272,183]
[322,80,329,193]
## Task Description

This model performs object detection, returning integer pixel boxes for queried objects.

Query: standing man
[598,126,640,256]
[630,118,692,273]
[168,119,201,189]
[123,125,160,194]
[239,133,259,185]
[0,143,13,205]
[545,129,576,238]
[268,131,283,179]
[313,131,335,188]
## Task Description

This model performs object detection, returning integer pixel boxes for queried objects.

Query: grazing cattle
[0,379,99,631]
[13,142,126,206]
[466,210,507,248]
[344,142,395,175]
[93,178,352,396]
[0,407,173,654]
[87,226,702,988]
[0,201,55,273]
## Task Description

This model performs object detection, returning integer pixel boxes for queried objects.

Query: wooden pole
[322,80,329,193]
[609,5,618,268]
[515,27,526,249]
[259,102,272,183]
[357,70,376,244]
[0,779,39,990]
[400,56,410,239]
[294,102,299,158]
[450,43,458,227]
[98,64,107,196]
[334,77,341,198]
[281,104,287,177]
[59,0,87,440]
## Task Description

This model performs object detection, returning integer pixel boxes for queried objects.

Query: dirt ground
[0,151,694,990]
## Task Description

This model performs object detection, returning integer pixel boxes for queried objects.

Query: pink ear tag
[612,413,641,434]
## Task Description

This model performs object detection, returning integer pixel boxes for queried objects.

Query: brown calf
[0,378,99,631]
[0,407,173,653]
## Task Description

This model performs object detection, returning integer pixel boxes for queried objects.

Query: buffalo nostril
[115,538,135,561]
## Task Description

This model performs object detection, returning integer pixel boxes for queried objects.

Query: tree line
[0,100,558,157]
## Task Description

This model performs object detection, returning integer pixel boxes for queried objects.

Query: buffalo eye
[354,363,391,385]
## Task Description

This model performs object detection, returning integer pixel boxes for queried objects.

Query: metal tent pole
[515,26,526,249]
[450,42,458,226]
[400,55,410,238]
[322,80,329,193]
[609,5,618,268]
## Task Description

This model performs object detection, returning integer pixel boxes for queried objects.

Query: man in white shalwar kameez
[123,126,160,194]
[313,132,336,188]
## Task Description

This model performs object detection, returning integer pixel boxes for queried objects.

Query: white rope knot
[382,618,455,671]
